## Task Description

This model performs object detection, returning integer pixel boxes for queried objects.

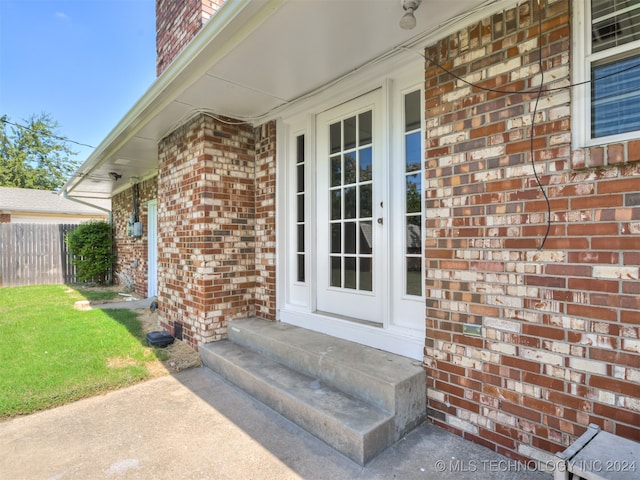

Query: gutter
[61,189,112,224]
[60,0,277,197]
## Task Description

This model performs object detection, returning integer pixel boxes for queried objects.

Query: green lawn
[0,285,160,418]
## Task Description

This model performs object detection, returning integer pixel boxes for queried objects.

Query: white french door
[279,64,426,359]
[316,91,385,323]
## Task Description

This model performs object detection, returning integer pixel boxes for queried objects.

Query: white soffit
[63,0,498,197]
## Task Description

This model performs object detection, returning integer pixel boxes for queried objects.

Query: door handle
[377,217,383,225]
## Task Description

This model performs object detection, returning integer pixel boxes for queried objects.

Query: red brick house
[62,0,639,467]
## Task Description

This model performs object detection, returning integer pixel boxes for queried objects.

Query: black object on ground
[146,331,175,348]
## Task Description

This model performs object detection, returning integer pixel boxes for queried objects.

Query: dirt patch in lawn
[71,285,202,376]
[106,357,139,369]
[136,308,202,377]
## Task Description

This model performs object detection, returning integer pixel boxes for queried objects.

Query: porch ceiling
[63,0,496,199]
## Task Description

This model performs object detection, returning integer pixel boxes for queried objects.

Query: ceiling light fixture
[108,172,122,181]
[400,0,422,30]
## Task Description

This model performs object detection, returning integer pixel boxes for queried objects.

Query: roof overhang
[62,0,510,198]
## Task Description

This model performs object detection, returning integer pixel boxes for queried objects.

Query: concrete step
[200,340,395,465]
[226,317,426,440]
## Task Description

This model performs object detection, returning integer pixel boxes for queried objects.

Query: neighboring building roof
[0,187,110,215]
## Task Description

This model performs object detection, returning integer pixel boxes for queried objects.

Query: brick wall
[423,0,639,465]
[254,121,277,320]
[157,113,257,348]
[0,212,10,223]
[156,0,225,76]
[112,177,158,297]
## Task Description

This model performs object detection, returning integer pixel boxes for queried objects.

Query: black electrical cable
[421,0,561,250]
[530,0,551,250]
[422,52,640,97]
[0,117,96,149]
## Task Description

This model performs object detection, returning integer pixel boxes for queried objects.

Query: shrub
[65,221,114,284]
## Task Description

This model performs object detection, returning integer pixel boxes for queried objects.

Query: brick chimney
[156,0,226,76]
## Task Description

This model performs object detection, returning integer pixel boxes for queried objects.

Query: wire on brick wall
[410,0,584,251]
[418,52,640,97]
[530,0,550,250]
[407,1,640,247]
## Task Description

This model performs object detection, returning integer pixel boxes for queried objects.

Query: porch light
[400,0,421,30]
[108,172,122,181]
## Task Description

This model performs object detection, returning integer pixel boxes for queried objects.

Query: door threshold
[314,310,383,329]
[280,308,424,360]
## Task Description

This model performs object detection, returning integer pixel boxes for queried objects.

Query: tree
[0,113,79,190]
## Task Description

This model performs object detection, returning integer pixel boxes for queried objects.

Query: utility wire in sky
[0,117,96,150]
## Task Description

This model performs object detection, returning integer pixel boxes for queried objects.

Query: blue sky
[0,0,156,166]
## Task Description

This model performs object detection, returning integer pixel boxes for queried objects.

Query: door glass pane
[344,186,356,219]
[297,164,305,192]
[297,195,304,222]
[330,123,341,154]
[344,221,356,254]
[331,256,341,287]
[344,257,357,289]
[297,224,304,253]
[344,153,357,184]
[331,190,341,220]
[330,155,341,187]
[405,90,421,131]
[359,111,372,145]
[405,132,421,172]
[406,174,421,214]
[359,221,372,254]
[359,147,372,181]
[331,223,341,253]
[359,184,372,218]
[406,258,422,296]
[360,258,372,291]
[406,216,421,254]
[344,116,357,150]
[297,254,305,282]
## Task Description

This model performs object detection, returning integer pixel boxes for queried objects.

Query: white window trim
[573,0,640,149]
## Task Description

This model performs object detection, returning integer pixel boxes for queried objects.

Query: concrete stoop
[200,317,426,465]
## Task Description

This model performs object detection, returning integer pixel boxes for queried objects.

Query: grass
[0,285,161,419]
[73,287,121,302]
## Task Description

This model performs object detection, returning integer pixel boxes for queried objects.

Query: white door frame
[276,57,425,360]
[147,199,158,298]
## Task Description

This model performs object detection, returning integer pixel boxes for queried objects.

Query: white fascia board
[62,0,287,197]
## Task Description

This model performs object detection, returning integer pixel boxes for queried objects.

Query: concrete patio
[0,367,552,479]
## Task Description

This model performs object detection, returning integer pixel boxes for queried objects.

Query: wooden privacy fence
[0,224,79,287]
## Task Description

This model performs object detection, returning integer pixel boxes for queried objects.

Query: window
[582,0,640,141]
[403,90,422,297]
[296,135,306,282]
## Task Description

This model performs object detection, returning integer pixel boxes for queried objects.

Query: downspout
[60,189,112,224]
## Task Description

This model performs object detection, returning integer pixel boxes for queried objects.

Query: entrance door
[280,69,425,359]
[316,91,385,323]
[147,200,158,298]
